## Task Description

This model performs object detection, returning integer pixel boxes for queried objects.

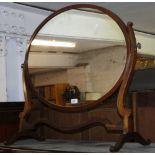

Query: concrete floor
[0,139,154,153]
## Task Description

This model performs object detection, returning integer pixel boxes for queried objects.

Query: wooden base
[110,132,151,152]
[4,130,150,152]
[4,130,45,146]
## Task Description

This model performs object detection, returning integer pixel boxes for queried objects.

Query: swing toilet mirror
[25,4,130,111]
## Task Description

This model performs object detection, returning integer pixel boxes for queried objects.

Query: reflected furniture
[35,83,68,105]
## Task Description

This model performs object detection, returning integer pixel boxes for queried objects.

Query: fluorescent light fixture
[31,39,76,48]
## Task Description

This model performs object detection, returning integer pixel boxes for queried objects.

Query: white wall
[0,34,7,101]
[0,4,49,102]
[0,4,49,36]
[28,52,78,69]
[5,36,27,101]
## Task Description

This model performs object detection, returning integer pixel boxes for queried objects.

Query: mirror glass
[28,8,126,106]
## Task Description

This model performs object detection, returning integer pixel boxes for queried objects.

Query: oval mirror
[27,5,128,111]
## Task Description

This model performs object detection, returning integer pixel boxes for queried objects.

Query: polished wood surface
[136,92,155,142]
[0,102,24,142]
[1,92,155,144]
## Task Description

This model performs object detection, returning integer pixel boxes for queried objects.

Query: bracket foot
[4,130,45,146]
[110,132,151,152]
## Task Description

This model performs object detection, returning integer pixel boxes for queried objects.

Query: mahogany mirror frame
[24,4,137,115]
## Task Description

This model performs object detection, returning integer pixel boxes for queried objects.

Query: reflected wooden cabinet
[35,83,68,105]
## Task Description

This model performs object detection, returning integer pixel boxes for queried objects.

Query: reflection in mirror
[28,9,126,106]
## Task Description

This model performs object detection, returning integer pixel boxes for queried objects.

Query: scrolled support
[117,22,137,132]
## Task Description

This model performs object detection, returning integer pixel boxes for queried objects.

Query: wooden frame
[5,4,150,152]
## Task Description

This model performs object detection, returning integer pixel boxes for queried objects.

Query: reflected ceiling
[15,2,155,35]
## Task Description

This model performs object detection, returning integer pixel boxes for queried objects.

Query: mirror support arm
[117,22,137,133]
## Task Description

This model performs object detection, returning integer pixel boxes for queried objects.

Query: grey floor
[0,139,154,153]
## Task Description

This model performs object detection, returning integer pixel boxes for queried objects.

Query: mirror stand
[109,23,150,152]
[110,93,151,152]
[4,4,150,152]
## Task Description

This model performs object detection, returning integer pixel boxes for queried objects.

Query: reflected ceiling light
[31,39,76,48]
